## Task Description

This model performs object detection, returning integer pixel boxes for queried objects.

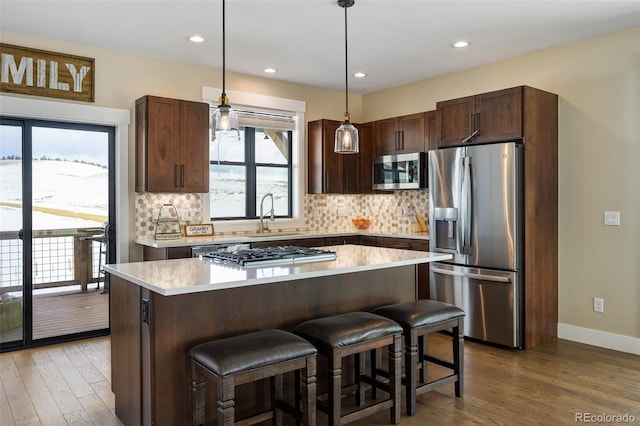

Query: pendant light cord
[221,0,227,102]
[344,3,349,119]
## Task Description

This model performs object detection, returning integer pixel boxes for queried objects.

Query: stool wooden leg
[191,367,206,426]
[370,348,378,399]
[302,356,317,426]
[218,377,235,426]
[418,335,426,384]
[454,321,464,397]
[406,330,419,416]
[273,374,284,426]
[389,334,402,425]
[294,370,302,426]
[328,354,342,426]
[355,352,365,406]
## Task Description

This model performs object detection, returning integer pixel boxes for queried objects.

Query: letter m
[1,53,34,86]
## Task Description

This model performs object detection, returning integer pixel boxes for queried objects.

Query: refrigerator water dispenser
[433,207,458,251]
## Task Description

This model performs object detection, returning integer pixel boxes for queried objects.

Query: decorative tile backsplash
[135,193,204,239]
[135,191,428,239]
[305,191,429,233]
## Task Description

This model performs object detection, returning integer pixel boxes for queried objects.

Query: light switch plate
[604,211,620,226]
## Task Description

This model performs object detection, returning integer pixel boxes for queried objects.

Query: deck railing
[0,228,105,294]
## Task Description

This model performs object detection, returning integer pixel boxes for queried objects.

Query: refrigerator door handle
[459,156,472,254]
[431,266,512,283]
[465,156,473,255]
[458,157,466,254]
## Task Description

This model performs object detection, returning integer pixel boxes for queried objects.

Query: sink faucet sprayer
[259,193,274,233]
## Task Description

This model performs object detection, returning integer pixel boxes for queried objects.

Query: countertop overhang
[104,244,451,296]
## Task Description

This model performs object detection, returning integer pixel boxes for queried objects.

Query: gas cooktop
[200,246,337,267]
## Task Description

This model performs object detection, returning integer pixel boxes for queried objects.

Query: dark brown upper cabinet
[436,86,523,147]
[424,110,437,151]
[375,112,425,156]
[356,121,375,193]
[135,95,209,193]
[307,119,359,194]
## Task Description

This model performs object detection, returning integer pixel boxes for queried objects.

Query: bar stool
[372,300,465,416]
[188,329,317,426]
[293,312,403,426]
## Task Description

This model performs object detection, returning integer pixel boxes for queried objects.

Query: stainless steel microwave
[373,152,427,190]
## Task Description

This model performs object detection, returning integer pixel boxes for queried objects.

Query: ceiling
[1,1,639,94]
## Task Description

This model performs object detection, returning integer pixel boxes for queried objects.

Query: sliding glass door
[0,118,115,350]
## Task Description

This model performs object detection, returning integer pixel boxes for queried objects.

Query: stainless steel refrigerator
[428,141,523,348]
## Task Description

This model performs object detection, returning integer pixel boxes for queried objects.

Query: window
[210,109,295,220]
[202,87,306,232]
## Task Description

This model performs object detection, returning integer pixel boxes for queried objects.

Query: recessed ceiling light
[189,35,205,43]
[453,41,470,48]
[353,72,367,78]
[264,68,277,74]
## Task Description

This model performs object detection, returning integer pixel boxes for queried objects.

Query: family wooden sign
[0,43,94,102]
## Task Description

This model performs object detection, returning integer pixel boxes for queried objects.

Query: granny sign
[0,43,94,102]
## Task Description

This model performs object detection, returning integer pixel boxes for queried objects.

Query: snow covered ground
[0,159,107,230]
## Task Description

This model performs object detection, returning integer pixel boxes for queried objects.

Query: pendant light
[212,0,240,141]
[334,0,359,154]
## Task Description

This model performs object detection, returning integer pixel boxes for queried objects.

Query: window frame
[210,126,293,220]
[202,87,306,233]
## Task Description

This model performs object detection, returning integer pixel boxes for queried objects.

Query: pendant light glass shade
[335,0,358,154]
[212,0,240,141]
[335,118,359,153]
[212,102,240,141]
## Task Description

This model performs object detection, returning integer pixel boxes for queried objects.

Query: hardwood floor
[1,334,638,425]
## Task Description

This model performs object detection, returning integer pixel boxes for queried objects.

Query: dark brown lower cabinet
[362,236,431,299]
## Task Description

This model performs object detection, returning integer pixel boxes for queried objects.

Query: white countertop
[136,229,429,248]
[104,245,451,296]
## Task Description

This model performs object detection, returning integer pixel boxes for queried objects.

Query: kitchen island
[105,245,451,426]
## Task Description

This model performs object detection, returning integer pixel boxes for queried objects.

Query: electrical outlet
[603,211,620,226]
[593,297,604,313]
[397,207,404,218]
[152,209,160,221]
[181,209,191,222]
[337,206,347,217]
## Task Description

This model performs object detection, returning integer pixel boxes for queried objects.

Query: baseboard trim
[558,323,640,355]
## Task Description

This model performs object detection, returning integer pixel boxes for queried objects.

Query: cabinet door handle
[180,165,185,188]
[174,164,179,187]
[462,130,478,144]
[399,130,404,150]
[462,114,478,143]
[325,170,329,192]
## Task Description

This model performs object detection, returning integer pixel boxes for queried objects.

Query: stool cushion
[189,329,317,376]
[373,300,465,329]
[293,312,402,349]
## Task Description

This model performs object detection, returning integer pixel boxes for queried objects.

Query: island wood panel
[111,266,417,426]
[110,277,142,426]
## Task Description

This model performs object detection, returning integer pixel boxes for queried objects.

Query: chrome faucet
[259,193,274,233]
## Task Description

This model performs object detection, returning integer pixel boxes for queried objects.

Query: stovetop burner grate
[201,245,337,267]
